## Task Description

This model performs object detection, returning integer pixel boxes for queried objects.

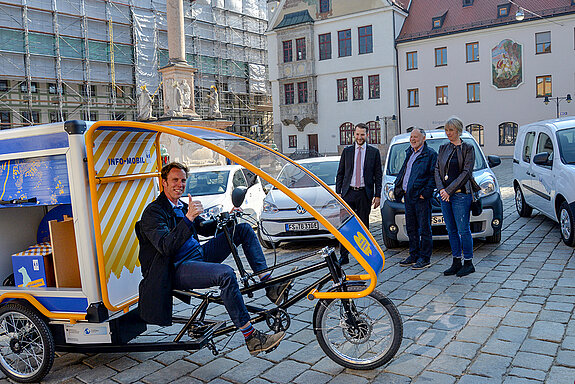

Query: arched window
[499,122,518,146]
[339,122,354,145]
[366,121,381,144]
[466,123,484,146]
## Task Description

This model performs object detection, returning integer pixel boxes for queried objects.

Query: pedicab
[0,120,402,382]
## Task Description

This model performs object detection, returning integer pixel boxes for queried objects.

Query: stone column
[166,0,186,64]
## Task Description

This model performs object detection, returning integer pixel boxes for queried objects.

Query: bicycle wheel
[0,303,55,383]
[313,286,402,370]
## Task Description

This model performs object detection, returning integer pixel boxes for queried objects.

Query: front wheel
[313,286,402,370]
[382,231,400,249]
[559,201,575,247]
[515,185,532,217]
[0,302,55,383]
[257,226,278,249]
[485,228,502,243]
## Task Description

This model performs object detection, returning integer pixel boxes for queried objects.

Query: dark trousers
[341,188,371,258]
[405,197,433,263]
[173,223,267,328]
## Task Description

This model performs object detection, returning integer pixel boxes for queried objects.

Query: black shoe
[265,278,293,305]
[456,260,475,277]
[338,255,349,265]
[245,329,285,356]
[399,257,417,267]
[444,258,462,276]
[412,260,431,270]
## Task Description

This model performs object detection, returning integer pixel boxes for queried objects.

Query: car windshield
[185,170,229,196]
[556,127,575,164]
[277,161,339,188]
[386,137,487,176]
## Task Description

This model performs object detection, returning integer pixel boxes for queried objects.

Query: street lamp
[543,94,572,118]
[375,115,397,143]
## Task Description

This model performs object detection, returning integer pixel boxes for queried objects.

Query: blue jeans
[173,223,267,328]
[441,193,473,260]
[405,197,432,263]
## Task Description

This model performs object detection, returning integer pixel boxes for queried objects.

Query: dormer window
[498,3,511,18]
[463,0,474,6]
[432,11,447,29]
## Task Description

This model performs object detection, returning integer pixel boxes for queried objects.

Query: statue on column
[137,85,154,121]
[180,80,191,109]
[207,85,222,119]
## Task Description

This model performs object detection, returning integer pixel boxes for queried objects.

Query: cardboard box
[12,246,55,288]
[49,216,81,288]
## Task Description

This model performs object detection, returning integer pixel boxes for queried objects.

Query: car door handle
[526,171,532,176]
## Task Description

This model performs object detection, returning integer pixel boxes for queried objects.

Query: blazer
[336,144,383,201]
[394,142,437,202]
[434,140,476,196]
[137,192,214,325]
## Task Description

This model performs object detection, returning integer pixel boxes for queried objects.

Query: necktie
[355,146,362,187]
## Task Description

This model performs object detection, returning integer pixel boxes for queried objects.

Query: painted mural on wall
[492,39,523,89]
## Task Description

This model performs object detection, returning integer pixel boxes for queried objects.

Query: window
[318,33,332,60]
[522,131,536,162]
[20,82,38,93]
[535,132,554,168]
[288,135,297,148]
[536,32,551,54]
[366,121,381,144]
[352,77,363,100]
[497,4,510,17]
[80,84,97,97]
[466,124,484,146]
[435,47,447,66]
[111,112,126,120]
[536,75,552,97]
[21,110,40,125]
[467,82,480,102]
[407,51,418,70]
[436,86,448,105]
[466,42,479,62]
[498,122,518,146]
[319,0,330,13]
[283,40,293,63]
[48,83,57,94]
[297,81,308,103]
[284,83,294,104]
[463,0,474,6]
[83,111,98,121]
[0,80,8,92]
[296,38,306,60]
[338,29,352,57]
[358,26,373,54]
[0,111,11,129]
[408,89,419,107]
[49,111,67,123]
[232,170,248,188]
[368,75,380,99]
[339,122,354,145]
[337,79,348,102]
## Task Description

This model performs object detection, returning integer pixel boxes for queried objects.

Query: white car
[182,165,265,224]
[258,156,340,248]
[513,117,575,246]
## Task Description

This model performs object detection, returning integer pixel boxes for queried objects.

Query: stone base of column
[159,63,200,119]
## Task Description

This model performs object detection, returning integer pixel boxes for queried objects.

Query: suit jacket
[137,192,214,325]
[394,142,437,202]
[336,144,383,201]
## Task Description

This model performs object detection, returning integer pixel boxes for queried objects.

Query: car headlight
[384,182,395,201]
[478,177,496,198]
[262,201,279,213]
[200,204,223,219]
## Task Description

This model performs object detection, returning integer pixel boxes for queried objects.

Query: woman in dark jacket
[435,117,476,277]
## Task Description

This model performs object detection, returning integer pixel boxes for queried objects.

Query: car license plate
[286,222,319,231]
[431,215,445,225]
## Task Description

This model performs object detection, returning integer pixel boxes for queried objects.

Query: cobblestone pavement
[4,158,574,384]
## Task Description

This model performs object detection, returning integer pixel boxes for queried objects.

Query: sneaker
[265,276,294,305]
[245,329,285,356]
[399,257,417,267]
[411,260,431,270]
[456,260,475,277]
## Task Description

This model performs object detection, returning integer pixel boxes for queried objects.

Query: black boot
[443,258,462,276]
[456,259,475,277]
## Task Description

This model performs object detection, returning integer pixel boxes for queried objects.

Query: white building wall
[398,14,575,157]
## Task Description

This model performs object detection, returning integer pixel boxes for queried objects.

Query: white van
[513,117,575,246]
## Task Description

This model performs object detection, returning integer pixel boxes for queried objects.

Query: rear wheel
[313,286,402,370]
[515,186,532,217]
[0,303,55,383]
[559,201,575,247]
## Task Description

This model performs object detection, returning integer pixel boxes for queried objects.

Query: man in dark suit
[336,123,383,264]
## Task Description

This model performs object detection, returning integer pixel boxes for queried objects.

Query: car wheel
[382,231,399,249]
[257,227,278,249]
[485,229,501,243]
[559,201,575,247]
[515,186,533,217]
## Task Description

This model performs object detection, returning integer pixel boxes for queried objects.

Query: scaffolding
[0,0,273,143]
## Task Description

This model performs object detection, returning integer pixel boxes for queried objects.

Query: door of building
[308,134,318,153]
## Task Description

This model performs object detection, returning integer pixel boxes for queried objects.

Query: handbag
[470,190,482,216]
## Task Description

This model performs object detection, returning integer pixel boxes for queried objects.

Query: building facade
[0,0,273,142]
[397,0,575,156]
[266,0,407,156]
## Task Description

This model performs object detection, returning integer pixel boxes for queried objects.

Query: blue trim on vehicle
[0,132,69,156]
[35,296,89,313]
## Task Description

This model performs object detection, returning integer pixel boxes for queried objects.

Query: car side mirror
[533,152,551,166]
[231,186,247,207]
[487,155,501,168]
